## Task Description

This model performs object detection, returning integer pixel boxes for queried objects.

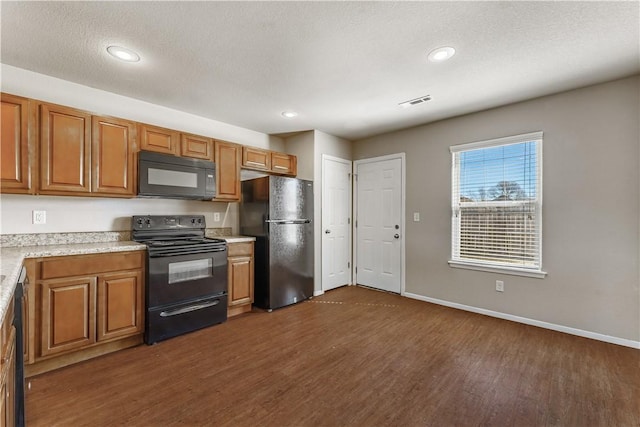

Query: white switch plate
[32,210,46,225]
[496,280,504,292]
[213,212,221,222]
[413,212,420,222]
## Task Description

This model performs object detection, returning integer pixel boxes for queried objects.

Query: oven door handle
[149,247,227,257]
[159,299,221,317]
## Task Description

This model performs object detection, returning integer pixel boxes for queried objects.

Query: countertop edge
[223,236,257,243]
[0,242,147,323]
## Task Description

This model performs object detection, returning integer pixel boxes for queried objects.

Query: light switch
[413,212,420,222]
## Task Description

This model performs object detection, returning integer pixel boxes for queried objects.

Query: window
[449,132,545,278]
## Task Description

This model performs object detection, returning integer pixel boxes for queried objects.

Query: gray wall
[285,130,353,294]
[353,76,640,342]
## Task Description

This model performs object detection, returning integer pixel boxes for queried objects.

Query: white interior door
[322,155,352,291]
[355,155,404,293]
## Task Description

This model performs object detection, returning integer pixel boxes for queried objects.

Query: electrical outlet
[496,280,504,292]
[32,210,46,225]
[413,212,420,222]
[214,212,221,222]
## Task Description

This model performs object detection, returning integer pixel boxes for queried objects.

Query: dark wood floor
[26,286,639,427]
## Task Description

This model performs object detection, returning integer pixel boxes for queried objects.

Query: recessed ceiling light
[281,111,298,118]
[106,45,140,62]
[428,46,455,62]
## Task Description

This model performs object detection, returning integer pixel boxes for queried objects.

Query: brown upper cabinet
[40,103,136,197]
[1,94,36,194]
[242,146,271,171]
[242,146,297,176]
[91,116,136,196]
[271,152,297,176]
[40,104,92,194]
[138,124,179,155]
[2,94,297,201]
[214,140,241,201]
[181,133,213,161]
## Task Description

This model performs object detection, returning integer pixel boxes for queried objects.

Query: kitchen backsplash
[1,228,232,247]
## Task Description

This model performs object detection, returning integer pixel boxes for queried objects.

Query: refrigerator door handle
[265,219,312,224]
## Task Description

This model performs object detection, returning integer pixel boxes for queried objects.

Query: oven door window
[168,258,213,284]
[148,168,198,188]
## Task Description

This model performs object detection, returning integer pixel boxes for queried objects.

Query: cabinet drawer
[40,251,144,280]
[227,242,254,257]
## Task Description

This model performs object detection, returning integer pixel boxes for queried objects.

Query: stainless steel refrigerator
[240,176,314,311]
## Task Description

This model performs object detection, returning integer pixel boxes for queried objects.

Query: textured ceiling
[1,1,639,141]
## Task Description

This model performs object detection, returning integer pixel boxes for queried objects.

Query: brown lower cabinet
[0,298,16,427]
[227,242,254,317]
[24,251,144,376]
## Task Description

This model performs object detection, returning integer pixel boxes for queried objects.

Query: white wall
[0,65,282,235]
[284,131,315,181]
[0,194,236,234]
[353,76,640,344]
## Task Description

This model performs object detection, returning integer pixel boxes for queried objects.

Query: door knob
[325,229,331,234]
[394,234,400,239]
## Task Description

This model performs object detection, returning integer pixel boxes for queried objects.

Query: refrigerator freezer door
[269,176,313,221]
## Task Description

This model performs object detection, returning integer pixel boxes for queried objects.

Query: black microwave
[138,151,216,200]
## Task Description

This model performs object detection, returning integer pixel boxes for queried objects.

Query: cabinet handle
[273,165,288,170]
[245,161,264,166]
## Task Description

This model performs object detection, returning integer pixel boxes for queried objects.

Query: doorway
[321,155,353,292]
[354,154,405,294]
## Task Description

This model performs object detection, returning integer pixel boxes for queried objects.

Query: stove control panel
[132,215,206,230]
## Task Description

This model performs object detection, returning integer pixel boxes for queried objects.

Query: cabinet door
[3,336,15,427]
[92,116,136,196]
[138,124,178,155]
[214,140,241,201]
[40,277,96,358]
[271,152,297,176]
[228,256,254,307]
[181,133,213,161]
[97,271,143,342]
[1,94,34,194]
[242,146,271,171]
[40,104,91,194]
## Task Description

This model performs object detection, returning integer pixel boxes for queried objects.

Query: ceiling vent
[398,95,432,108]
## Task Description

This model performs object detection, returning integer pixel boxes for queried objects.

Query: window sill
[448,260,547,279]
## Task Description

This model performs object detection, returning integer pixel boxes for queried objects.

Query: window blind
[450,132,543,271]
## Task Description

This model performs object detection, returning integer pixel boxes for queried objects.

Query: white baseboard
[403,292,640,350]
[313,290,325,297]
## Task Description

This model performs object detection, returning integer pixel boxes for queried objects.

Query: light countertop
[223,236,257,243]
